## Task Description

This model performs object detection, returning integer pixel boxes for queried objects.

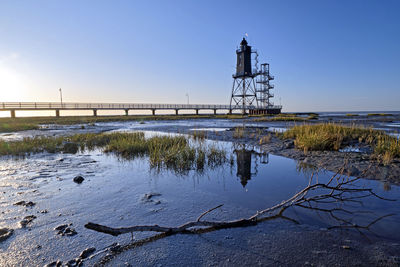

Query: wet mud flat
[0,114,399,266]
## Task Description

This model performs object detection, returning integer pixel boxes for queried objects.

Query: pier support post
[10,110,16,118]
[125,109,129,116]
[229,109,232,115]
[55,109,60,117]
[152,109,156,116]
[214,109,217,115]
[175,109,179,115]
[195,109,199,115]
[93,109,97,117]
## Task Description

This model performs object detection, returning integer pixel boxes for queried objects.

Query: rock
[54,224,69,231]
[0,228,13,242]
[20,215,37,228]
[65,258,81,267]
[73,176,85,184]
[79,247,96,259]
[44,260,62,267]
[142,192,161,201]
[62,142,79,154]
[40,209,48,214]
[54,224,77,236]
[341,245,351,249]
[109,243,122,253]
[13,200,35,207]
[284,140,294,149]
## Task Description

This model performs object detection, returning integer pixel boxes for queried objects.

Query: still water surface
[0,123,399,265]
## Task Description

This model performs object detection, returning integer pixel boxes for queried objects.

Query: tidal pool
[0,126,400,266]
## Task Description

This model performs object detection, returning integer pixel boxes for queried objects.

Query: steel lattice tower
[229,38,281,115]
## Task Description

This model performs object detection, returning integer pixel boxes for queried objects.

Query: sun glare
[0,64,27,101]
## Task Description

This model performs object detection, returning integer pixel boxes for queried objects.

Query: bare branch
[197,204,223,222]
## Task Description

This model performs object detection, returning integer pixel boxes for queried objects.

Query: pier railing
[0,102,282,110]
[0,102,243,110]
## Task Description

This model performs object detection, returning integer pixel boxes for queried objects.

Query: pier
[0,102,282,118]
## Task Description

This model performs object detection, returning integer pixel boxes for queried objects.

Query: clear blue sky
[0,0,399,112]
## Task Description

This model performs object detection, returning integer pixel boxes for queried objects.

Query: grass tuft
[233,127,245,138]
[367,113,392,117]
[283,123,400,163]
[192,130,207,140]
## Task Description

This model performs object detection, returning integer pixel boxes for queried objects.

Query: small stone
[54,224,69,231]
[73,176,85,184]
[54,224,77,236]
[13,200,36,207]
[341,245,351,249]
[40,210,49,214]
[284,140,294,149]
[44,261,61,267]
[79,247,96,259]
[109,243,122,253]
[0,228,13,242]
[142,192,161,201]
[20,215,37,228]
[66,259,78,267]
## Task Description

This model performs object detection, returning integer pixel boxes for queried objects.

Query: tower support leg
[152,109,156,116]
[56,109,60,117]
[214,109,217,115]
[125,109,129,116]
[195,109,199,115]
[93,109,97,117]
[10,110,16,118]
[175,109,179,115]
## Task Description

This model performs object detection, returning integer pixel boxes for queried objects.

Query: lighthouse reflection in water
[234,144,269,187]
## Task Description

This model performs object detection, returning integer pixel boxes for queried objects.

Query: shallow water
[0,122,400,266]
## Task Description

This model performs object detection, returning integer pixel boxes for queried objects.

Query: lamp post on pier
[59,88,63,107]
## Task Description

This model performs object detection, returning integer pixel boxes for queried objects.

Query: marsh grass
[0,132,227,172]
[307,114,319,120]
[0,114,248,133]
[233,127,245,138]
[374,135,400,164]
[283,123,400,164]
[253,113,315,122]
[192,130,207,140]
[0,122,39,133]
[367,113,393,117]
[259,134,272,145]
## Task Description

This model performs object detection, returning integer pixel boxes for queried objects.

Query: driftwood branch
[85,170,393,236]
[84,167,395,264]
